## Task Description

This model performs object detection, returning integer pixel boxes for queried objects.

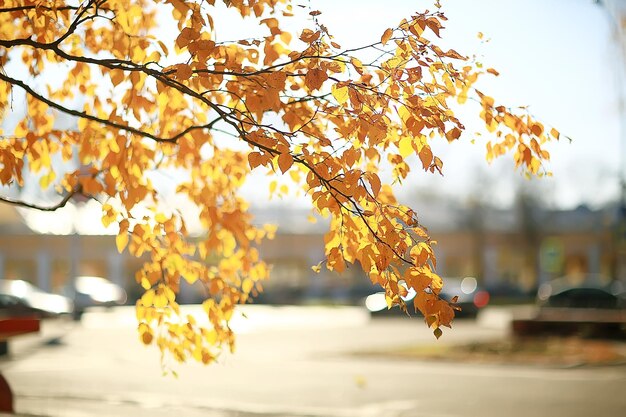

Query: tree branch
[0,5,80,13]
[53,0,99,47]
[0,185,81,212]
[0,72,219,143]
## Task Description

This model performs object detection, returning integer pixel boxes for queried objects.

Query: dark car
[0,293,41,319]
[365,277,489,318]
[529,276,626,338]
[65,276,127,320]
[439,277,490,318]
[0,279,73,318]
[537,276,625,310]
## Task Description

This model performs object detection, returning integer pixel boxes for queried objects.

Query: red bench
[0,317,41,413]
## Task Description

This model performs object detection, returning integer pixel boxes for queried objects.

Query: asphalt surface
[0,306,625,417]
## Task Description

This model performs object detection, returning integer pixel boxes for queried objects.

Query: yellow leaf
[267,71,287,89]
[289,170,300,182]
[331,84,349,105]
[351,57,364,74]
[116,219,129,253]
[381,28,393,45]
[550,128,560,140]
[140,277,151,290]
[530,123,543,137]
[305,68,328,90]
[300,29,321,43]
[248,151,264,169]
[280,32,292,44]
[242,278,254,294]
[39,171,55,189]
[176,27,200,49]
[141,289,155,307]
[80,177,102,196]
[154,293,167,308]
[419,146,433,169]
[398,137,413,158]
[278,152,294,173]
[110,70,125,86]
[445,127,461,142]
[368,173,381,197]
[101,203,116,227]
[385,294,393,309]
[141,329,153,345]
[116,232,129,253]
[175,64,193,81]
[299,29,320,43]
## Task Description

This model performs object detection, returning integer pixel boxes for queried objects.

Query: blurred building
[0,213,137,295]
[0,199,621,304]
[603,0,626,281]
[430,202,619,294]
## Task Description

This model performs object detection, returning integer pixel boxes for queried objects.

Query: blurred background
[1,0,624,313]
[0,0,625,417]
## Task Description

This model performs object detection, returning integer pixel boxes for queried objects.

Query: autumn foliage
[0,0,558,364]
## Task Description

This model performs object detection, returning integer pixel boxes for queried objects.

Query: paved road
[1,306,625,417]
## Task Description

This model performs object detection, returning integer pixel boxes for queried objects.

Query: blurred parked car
[365,277,489,318]
[537,276,625,310]
[485,280,534,303]
[439,277,490,318]
[0,293,38,318]
[0,279,73,318]
[64,276,127,320]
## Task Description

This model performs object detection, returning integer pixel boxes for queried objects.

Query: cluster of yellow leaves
[0,0,559,362]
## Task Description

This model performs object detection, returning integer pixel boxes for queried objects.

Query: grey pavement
[0,306,625,417]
